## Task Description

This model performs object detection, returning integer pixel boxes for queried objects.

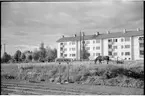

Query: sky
[1,0,144,56]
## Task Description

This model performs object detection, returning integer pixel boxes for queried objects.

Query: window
[64,48,67,51]
[108,51,112,55]
[86,41,90,44]
[113,46,117,49]
[96,47,100,50]
[125,45,130,48]
[93,47,95,50]
[60,47,63,51]
[125,52,130,56]
[70,54,71,57]
[121,52,124,56]
[139,37,144,41]
[60,43,63,45]
[140,50,144,55]
[72,42,75,45]
[93,40,95,44]
[121,45,124,49]
[113,52,117,56]
[139,43,144,48]
[96,40,100,43]
[113,39,117,42]
[108,39,112,42]
[86,47,90,50]
[69,42,71,45]
[124,37,130,41]
[64,54,67,57]
[96,53,100,56]
[72,48,75,51]
[72,54,76,57]
[108,45,112,49]
[121,38,124,42]
[69,48,71,51]
[60,53,63,57]
[93,53,95,56]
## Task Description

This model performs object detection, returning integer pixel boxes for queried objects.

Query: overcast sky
[1,1,143,55]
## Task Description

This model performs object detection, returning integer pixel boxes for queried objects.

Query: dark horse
[94,56,110,64]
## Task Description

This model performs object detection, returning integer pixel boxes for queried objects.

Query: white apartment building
[56,29,144,60]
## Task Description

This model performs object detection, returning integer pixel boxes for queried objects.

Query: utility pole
[82,32,85,61]
[1,45,2,54]
[4,43,6,53]
[80,31,82,61]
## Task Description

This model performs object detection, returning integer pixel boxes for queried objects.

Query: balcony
[139,40,144,43]
[139,47,144,50]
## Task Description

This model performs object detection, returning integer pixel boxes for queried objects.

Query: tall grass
[1,60,144,88]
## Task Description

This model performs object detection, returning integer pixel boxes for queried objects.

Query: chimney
[74,34,77,37]
[137,28,140,31]
[95,32,99,35]
[123,29,126,33]
[107,31,110,34]
[62,35,64,38]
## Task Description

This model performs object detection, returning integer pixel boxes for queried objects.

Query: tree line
[1,42,57,63]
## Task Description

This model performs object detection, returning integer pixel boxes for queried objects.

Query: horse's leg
[95,59,97,64]
[107,60,108,64]
[99,60,101,64]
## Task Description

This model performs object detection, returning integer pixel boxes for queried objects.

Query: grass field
[1,60,144,89]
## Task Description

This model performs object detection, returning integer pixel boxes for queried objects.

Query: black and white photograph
[1,0,144,95]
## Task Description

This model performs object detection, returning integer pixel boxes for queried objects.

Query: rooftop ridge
[56,30,144,42]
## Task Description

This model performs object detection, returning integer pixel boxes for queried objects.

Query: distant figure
[94,56,110,64]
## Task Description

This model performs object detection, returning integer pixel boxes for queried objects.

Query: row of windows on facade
[60,47,100,51]
[108,43,144,49]
[108,50,144,56]
[108,37,144,42]
[108,45,131,49]
[60,37,144,46]
[60,43,144,52]
[60,53,76,57]
[108,52,130,56]
[108,37,130,42]
[60,40,100,46]
[61,37,131,46]
[60,50,143,58]
[60,48,76,51]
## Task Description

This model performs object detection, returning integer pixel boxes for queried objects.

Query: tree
[1,52,11,63]
[14,50,22,63]
[21,53,26,62]
[51,48,57,60]
[32,49,40,61]
[39,42,47,62]
[45,47,57,62]
[27,54,32,61]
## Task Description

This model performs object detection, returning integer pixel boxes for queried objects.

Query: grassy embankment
[1,61,144,88]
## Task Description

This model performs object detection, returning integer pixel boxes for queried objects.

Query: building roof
[56,30,144,42]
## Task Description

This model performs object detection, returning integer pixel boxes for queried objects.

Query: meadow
[1,60,144,88]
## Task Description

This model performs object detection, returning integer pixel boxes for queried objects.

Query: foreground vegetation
[1,61,144,89]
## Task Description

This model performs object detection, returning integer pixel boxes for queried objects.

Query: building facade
[56,29,144,60]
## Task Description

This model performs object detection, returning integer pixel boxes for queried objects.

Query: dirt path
[1,79,143,95]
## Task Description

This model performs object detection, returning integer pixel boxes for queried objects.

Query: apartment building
[56,29,144,60]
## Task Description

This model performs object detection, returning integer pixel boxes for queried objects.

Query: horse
[94,56,110,64]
